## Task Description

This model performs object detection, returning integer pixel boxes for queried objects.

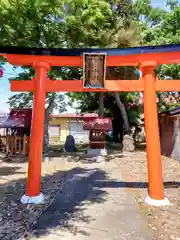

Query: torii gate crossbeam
[1,44,180,206]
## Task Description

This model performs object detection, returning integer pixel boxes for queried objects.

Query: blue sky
[151,0,167,9]
[0,0,168,113]
[0,63,23,112]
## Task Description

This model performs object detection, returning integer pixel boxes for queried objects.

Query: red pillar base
[145,195,170,207]
[21,193,44,204]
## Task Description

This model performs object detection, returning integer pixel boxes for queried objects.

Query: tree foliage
[67,0,180,122]
[138,0,180,110]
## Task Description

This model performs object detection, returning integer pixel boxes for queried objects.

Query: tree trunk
[99,92,104,117]
[43,110,49,154]
[43,93,56,154]
[114,92,130,134]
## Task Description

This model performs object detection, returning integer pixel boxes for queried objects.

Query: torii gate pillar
[21,62,50,204]
[141,61,170,206]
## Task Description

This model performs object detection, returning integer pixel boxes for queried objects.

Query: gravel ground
[0,155,73,240]
[114,151,180,240]
[0,149,179,240]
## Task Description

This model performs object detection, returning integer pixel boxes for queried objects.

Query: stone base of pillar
[145,195,170,207]
[86,148,107,157]
[21,193,44,204]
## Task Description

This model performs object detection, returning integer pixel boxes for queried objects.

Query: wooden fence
[0,135,30,156]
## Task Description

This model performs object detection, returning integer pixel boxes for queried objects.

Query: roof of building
[159,106,180,117]
[0,44,180,56]
[50,113,99,119]
[0,108,32,128]
[0,110,99,128]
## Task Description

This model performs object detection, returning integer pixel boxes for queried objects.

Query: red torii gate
[1,45,180,206]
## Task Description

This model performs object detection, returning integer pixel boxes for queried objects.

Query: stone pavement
[30,160,153,240]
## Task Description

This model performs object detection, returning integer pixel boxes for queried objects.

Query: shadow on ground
[0,166,25,176]
[32,167,111,238]
[31,167,180,238]
[0,164,179,239]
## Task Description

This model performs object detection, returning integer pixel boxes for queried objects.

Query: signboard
[83,117,112,131]
[83,53,106,88]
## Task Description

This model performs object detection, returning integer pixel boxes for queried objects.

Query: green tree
[66,0,139,137]
[1,0,137,145]
[68,1,180,140]
[139,2,180,111]
[1,0,179,147]
[0,0,67,151]
[166,0,180,10]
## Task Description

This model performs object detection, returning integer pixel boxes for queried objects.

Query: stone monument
[122,134,135,152]
[64,135,76,152]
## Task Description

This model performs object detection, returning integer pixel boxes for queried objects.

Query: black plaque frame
[83,53,107,89]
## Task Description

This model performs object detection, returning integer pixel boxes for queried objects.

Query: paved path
[31,160,153,240]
